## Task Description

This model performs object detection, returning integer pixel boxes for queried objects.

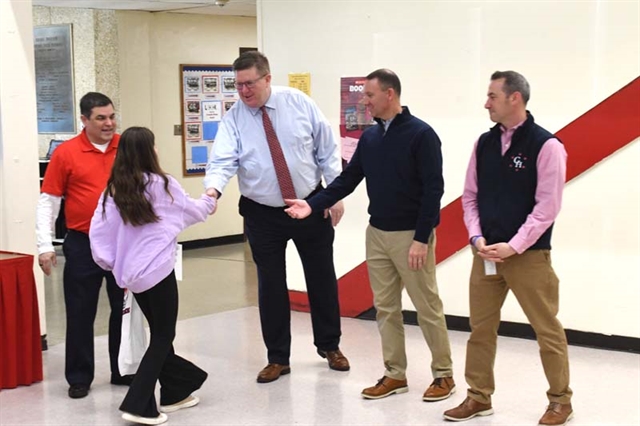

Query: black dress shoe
[111,374,135,386]
[68,384,89,399]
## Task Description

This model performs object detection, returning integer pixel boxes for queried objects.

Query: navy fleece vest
[476,114,558,250]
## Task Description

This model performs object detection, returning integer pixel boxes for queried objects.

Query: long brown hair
[102,127,172,226]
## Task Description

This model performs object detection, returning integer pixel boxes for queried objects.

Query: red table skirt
[0,251,43,389]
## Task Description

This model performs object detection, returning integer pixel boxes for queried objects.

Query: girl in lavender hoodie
[90,127,216,425]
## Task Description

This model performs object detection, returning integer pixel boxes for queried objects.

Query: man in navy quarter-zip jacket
[285,69,455,403]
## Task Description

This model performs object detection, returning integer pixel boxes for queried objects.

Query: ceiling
[31,0,257,17]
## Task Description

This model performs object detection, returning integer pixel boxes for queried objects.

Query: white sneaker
[121,412,168,425]
[159,395,200,413]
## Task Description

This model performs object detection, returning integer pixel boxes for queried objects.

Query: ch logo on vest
[509,153,528,172]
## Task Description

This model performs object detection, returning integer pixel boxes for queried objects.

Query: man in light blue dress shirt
[204,51,349,383]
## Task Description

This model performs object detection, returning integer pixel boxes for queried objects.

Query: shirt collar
[79,129,119,152]
[249,90,276,116]
[500,118,526,134]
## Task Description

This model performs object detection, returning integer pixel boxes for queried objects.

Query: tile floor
[1,244,639,426]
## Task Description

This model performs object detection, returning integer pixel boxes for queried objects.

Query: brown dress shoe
[361,376,408,399]
[317,349,350,371]
[256,364,291,383]
[423,376,456,401]
[538,402,573,426]
[443,396,493,421]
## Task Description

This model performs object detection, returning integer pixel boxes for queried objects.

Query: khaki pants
[366,226,453,381]
[465,249,573,404]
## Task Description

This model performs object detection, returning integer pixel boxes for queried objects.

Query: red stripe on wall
[560,78,640,181]
[290,77,640,317]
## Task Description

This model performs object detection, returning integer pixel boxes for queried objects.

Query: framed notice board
[34,24,76,134]
[180,64,239,176]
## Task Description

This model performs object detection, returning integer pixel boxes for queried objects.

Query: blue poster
[203,121,219,140]
[191,146,208,164]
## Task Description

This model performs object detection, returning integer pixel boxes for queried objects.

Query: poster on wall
[179,64,239,176]
[34,24,76,134]
[339,77,375,164]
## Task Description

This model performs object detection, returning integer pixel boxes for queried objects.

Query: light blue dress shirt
[204,86,342,207]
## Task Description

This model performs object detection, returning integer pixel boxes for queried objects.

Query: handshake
[204,188,220,215]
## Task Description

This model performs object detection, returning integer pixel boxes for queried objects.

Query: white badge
[484,260,497,276]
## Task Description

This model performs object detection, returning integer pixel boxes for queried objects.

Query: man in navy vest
[444,71,573,426]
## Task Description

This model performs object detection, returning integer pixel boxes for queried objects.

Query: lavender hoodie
[90,174,215,293]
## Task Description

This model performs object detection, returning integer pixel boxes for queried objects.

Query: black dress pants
[240,195,342,365]
[120,271,207,418]
[62,230,124,386]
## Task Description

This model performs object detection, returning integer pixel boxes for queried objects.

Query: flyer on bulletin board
[339,77,375,164]
[180,64,240,176]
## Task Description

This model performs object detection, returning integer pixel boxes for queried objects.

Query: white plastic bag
[118,289,148,375]
[175,243,183,281]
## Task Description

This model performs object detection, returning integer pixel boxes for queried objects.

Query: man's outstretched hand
[284,199,312,220]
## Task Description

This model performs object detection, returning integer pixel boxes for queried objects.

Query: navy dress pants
[240,195,342,365]
[62,230,123,387]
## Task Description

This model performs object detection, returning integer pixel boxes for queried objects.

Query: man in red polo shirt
[36,92,132,399]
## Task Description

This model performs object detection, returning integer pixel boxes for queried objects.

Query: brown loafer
[361,376,408,399]
[317,348,350,371]
[443,396,493,421]
[423,376,456,401]
[538,402,573,426]
[256,363,291,383]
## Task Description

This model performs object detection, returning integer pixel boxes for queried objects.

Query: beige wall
[117,11,257,241]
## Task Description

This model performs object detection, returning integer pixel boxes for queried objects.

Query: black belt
[243,184,323,209]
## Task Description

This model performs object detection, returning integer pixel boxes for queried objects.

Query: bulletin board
[180,64,239,176]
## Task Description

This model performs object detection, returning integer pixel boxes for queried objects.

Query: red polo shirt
[41,130,119,234]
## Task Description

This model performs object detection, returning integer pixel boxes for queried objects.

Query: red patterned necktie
[261,106,297,200]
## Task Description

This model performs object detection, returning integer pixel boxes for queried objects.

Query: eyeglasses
[234,74,267,90]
